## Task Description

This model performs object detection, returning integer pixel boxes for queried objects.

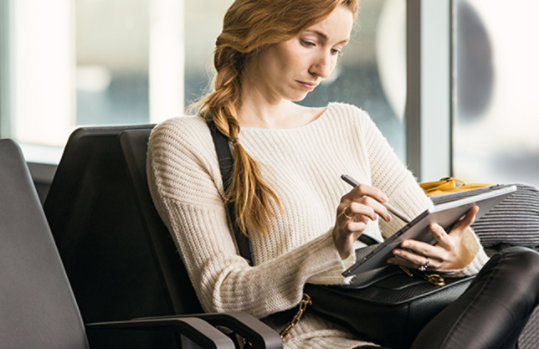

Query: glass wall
[9,0,153,153]
[453,0,539,187]
[75,0,150,127]
[5,0,182,163]
[3,0,406,163]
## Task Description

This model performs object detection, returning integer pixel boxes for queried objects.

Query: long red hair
[197,0,358,236]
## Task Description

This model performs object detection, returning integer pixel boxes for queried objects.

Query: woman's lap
[411,246,539,349]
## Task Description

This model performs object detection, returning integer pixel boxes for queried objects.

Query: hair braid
[195,0,358,236]
[197,45,279,236]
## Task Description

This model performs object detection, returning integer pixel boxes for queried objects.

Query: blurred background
[1,0,538,188]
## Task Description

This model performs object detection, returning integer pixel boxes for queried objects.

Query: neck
[239,59,319,129]
[238,100,297,129]
[238,59,291,128]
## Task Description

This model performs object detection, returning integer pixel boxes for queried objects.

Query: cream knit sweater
[147,102,489,348]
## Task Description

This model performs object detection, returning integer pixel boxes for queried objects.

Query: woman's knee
[497,246,539,275]
[491,246,539,303]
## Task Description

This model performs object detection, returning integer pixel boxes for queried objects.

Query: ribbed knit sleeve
[147,116,348,319]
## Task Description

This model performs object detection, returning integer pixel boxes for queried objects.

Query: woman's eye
[301,39,316,47]
[330,48,343,56]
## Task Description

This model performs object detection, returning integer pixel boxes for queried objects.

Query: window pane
[8,0,154,162]
[76,0,149,126]
[8,0,186,163]
[12,0,74,147]
[453,0,539,187]
[184,0,406,160]
[184,0,233,110]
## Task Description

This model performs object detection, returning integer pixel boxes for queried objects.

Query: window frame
[0,0,13,140]
[405,0,452,182]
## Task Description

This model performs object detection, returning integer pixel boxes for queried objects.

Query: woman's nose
[309,52,333,78]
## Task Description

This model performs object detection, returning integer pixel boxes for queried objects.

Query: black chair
[119,128,200,315]
[118,128,282,349]
[42,124,538,348]
[0,138,236,348]
[43,126,282,349]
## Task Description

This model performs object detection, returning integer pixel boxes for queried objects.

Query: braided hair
[196,0,358,236]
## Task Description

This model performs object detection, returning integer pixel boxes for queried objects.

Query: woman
[147,0,539,347]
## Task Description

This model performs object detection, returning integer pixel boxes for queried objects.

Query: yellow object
[419,177,491,197]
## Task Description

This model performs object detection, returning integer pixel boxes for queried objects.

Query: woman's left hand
[387,205,479,271]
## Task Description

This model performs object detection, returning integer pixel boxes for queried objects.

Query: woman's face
[248,6,354,102]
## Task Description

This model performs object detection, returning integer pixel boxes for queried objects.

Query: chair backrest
[44,125,202,327]
[43,125,178,323]
[119,128,202,314]
[0,139,88,348]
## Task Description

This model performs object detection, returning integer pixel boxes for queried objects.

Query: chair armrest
[86,316,235,349]
[198,312,283,349]
[119,312,283,349]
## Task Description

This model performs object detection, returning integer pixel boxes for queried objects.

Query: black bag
[207,119,474,348]
[305,265,473,348]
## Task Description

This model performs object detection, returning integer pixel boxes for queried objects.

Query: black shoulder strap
[206,119,254,265]
[207,118,377,265]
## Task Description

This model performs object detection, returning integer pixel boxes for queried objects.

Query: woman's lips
[297,80,318,91]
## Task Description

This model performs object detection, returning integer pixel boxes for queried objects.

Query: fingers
[334,203,370,259]
[429,223,452,248]
[428,205,478,242]
[451,205,479,233]
[348,183,388,205]
[387,255,430,270]
[393,236,449,270]
[346,200,389,222]
[390,247,443,270]
[333,219,367,259]
[426,206,478,247]
[338,208,368,238]
[401,239,444,259]
[387,206,480,271]
[334,183,392,259]
[340,184,391,223]
[394,223,453,270]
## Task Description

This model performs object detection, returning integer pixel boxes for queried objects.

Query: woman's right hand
[332,184,392,259]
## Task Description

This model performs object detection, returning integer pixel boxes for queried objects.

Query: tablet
[342,184,517,276]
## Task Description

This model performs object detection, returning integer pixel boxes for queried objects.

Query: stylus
[340,174,411,223]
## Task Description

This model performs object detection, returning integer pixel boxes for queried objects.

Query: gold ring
[418,257,430,272]
[342,206,352,219]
